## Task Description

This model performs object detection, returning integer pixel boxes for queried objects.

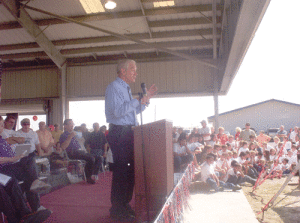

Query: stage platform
[183,190,259,223]
[32,171,257,223]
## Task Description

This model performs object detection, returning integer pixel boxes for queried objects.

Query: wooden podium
[134,119,173,221]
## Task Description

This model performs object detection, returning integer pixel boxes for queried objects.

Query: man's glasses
[22,123,30,126]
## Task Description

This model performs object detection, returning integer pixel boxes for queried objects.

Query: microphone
[141,83,147,96]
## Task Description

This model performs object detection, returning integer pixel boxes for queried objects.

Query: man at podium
[105,59,157,222]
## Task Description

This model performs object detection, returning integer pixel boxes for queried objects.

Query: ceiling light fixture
[153,0,175,8]
[79,0,105,14]
[104,0,117,10]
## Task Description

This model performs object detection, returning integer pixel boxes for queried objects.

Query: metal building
[208,99,300,135]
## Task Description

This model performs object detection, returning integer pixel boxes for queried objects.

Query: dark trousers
[227,175,256,186]
[107,125,135,215]
[67,150,95,179]
[0,177,31,223]
[0,152,40,212]
[174,154,193,172]
[90,149,104,174]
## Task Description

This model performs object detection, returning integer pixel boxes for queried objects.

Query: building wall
[210,101,300,135]
[2,67,59,99]
[66,60,214,98]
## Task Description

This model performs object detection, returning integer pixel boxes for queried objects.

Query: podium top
[133,119,173,128]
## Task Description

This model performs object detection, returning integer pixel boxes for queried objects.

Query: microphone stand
[138,92,150,222]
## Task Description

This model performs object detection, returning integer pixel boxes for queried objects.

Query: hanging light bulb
[104,0,116,10]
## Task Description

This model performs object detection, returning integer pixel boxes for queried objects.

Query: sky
[69,0,300,130]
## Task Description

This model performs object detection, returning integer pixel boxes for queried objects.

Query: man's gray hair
[117,59,136,74]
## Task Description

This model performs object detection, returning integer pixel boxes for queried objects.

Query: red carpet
[42,171,135,223]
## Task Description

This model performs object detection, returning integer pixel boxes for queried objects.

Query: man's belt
[110,123,134,129]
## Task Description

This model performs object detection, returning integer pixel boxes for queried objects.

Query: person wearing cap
[15,118,42,155]
[239,123,256,142]
[199,120,211,142]
[0,116,51,215]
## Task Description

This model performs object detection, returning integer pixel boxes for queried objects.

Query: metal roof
[0,0,271,95]
[208,99,300,120]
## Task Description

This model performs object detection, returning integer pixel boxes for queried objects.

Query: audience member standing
[290,126,298,143]
[277,125,287,142]
[217,127,228,145]
[239,123,256,142]
[199,120,211,143]
[86,122,108,179]
[59,119,96,184]
[105,59,157,221]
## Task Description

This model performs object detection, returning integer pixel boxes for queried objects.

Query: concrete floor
[183,190,259,223]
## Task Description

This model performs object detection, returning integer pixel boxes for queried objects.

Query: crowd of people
[0,59,157,222]
[173,121,300,192]
[0,115,109,222]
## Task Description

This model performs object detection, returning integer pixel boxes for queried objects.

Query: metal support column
[212,0,219,129]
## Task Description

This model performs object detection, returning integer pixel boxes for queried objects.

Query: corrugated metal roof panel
[0,29,35,45]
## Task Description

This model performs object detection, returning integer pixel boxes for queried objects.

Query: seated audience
[226,161,256,186]
[207,134,218,147]
[270,160,283,179]
[0,177,51,223]
[269,148,277,162]
[1,115,25,145]
[172,127,180,143]
[235,127,241,141]
[227,135,237,150]
[36,121,55,157]
[215,152,230,181]
[286,150,298,165]
[238,141,249,155]
[173,134,193,172]
[74,126,88,153]
[51,123,63,146]
[59,119,96,184]
[200,154,241,192]
[15,118,42,156]
[219,145,228,156]
[49,144,69,171]
[281,158,291,175]
[0,116,51,214]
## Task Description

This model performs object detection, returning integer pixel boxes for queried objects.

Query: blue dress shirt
[105,77,145,126]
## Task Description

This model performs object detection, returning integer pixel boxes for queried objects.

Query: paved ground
[183,189,259,223]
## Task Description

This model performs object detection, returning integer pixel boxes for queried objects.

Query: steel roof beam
[0,29,220,51]
[0,0,66,68]
[1,39,216,60]
[0,4,221,31]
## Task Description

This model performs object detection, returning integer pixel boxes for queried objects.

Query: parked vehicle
[266,128,279,142]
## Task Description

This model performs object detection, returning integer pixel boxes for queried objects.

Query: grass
[243,176,300,223]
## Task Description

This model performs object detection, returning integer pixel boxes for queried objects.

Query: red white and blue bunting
[154,163,195,223]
